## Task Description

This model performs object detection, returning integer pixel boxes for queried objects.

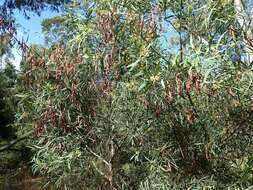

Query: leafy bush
[16,0,253,189]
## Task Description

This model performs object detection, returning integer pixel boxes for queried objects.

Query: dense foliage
[0,62,17,140]
[2,0,253,189]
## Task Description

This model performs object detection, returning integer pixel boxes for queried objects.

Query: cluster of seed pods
[24,45,85,135]
[97,8,118,77]
[174,72,201,99]
[139,72,201,119]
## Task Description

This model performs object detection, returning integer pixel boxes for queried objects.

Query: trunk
[234,0,253,63]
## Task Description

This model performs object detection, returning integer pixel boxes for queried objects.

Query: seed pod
[186,109,195,125]
[155,104,161,117]
[59,111,66,129]
[195,78,201,92]
[186,79,191,95]
[0,17,4,26]
[204,145,210,160]
[139,16,144,33]
[176,74,183,96]
[33,121,44,136]
[71,81,78,101]
[165,90,173,104]
[228,25,236,39]
[143,98,150,109]
[191,73,201,92]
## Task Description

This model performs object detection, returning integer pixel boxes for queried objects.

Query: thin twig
[86,145,110,167]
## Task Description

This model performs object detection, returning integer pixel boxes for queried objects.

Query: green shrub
[17,0,253,189]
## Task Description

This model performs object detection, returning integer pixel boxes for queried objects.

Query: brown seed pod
[155,104,161,117]
[144,98,150,109]
[59,111,66,129]
[186,109,195,125]
[186,79,192,95]
[139,16,144,34]
[191,73,201,92]
[0,17,4,26]
[33,121,44,136]
[176,74,183,97]
[165,90,173,104]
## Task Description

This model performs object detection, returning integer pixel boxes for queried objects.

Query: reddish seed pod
[186,79,191,95]
[0,17,4,26]
[139,16,144,33]
[191,73,201,92]
[176,74,183,97]
[165,90,173,104]
[33,121,44,136]
[143,98,150,109]
[155,104,161,117]
[139,96,150,109]
[59,111,66,129]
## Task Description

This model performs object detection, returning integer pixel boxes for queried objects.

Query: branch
[0,130,33,152]
[234,0,253,63]
[86,145,110,167]
[234,0,246,30]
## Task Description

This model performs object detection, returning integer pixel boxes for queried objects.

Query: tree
[0,63,17,140]
[15,0,253,189]
[0,0,69,63]
[0,0,67,17]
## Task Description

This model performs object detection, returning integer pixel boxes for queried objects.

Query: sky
[11,9,60,69]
